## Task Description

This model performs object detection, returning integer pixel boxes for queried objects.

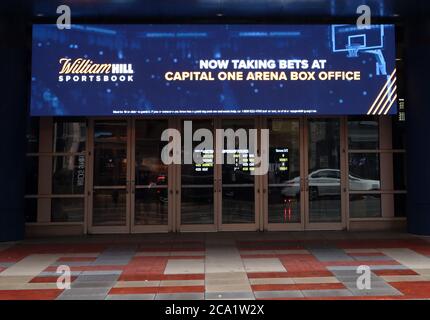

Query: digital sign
[227,149,255,173]
[275,148,289,173]
[194,149,214,173]
[31,24,397,116]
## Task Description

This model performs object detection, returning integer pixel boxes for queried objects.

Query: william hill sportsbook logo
[58,58,134,82]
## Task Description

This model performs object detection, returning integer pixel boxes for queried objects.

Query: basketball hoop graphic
[346,44,361,58]
[331,24,397,115]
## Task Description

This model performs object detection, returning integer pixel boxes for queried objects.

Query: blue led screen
[31,24,397,116]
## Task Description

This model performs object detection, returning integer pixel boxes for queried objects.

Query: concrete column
[405,18,430,235]
[0,16,30,241]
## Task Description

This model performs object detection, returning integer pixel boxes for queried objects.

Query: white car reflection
[281,169,380,199]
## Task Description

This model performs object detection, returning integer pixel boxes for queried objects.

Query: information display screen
[31,24,397,116]
[275,148,289,173]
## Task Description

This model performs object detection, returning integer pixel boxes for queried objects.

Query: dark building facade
[0,0,429,241]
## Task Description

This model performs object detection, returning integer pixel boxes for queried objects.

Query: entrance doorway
[87,117,346,234]
[177,119,259,232]
[88,119,173,233]
[264,118,346,231]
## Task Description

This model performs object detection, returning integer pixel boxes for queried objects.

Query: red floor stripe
[280,254,328,272]
[336,239,428,249]
[241,254,282,259]
[162,274,205,280]
[138,248,205,252]
[410,247,430,256]
[389,281,430,298]
[109,286,205,295]
[157,286,205,294]
[30,276,78,283]
[134,255,204,259]
[241,253,317,259]
[247,271,333,278]
[44,265,125,272]
[119,273,205,281]
[0,289,63,300]
[373,269,419,276]
[109,287,159,294]
[164,256,205,260]
[322,260,399,266]
[0,255,27,263]
[238,246,306,251]
[252,283,345,291]
[256,296,411,300]
[57,257,97,262]
[120,256,168,280]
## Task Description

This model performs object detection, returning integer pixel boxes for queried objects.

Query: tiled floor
[0,231,430,300]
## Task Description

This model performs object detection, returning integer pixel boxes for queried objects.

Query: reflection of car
[348,173,380,191]
[281,169,380,199]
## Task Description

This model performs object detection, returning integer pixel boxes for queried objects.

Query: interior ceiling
[1,0,429,20]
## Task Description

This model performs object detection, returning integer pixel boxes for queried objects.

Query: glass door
[89,118,173,234]
[131,119,170,233]
[265,118,304,230]
[219,119,258,231]
[179,119,216,231]
[89,120,131,233]
[304,118,345,230]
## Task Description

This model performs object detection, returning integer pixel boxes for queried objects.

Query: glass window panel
[94,121,127,186]
[181,187,214,225]
[93,189,126,226]
[25,156,38,195]
[24,198,37,223]
[182,163,214,186]
[26,117,39,153]
[134,188,168,225]
[51,198,84,222]
[349,194,381,218]
[52,155,85,194]
[308,119,341,223]
[222,186,255,224]
[268,119,301,224]
[221,119,255,224]
[181,120,215,225]
[268,187,300,223]
[394,194,407,217]
[268,119,300,184]
[393,153,407,190]
[221,119,255,185]
[135,120,168,186]
[348,153,380,191]
[348,116,379,150]
[53,119,86,153]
